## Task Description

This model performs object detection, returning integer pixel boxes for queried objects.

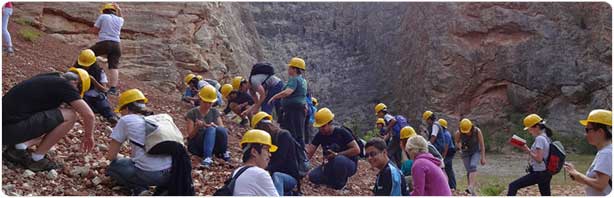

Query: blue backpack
[391,115,409,137]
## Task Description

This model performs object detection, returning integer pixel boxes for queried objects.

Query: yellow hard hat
[68,67,91,98]
[240,129,278,152]
[460,118,473,134]
[313,108,334,128]
[184,74,197,85]
[374,103,387,115]
[288,57,306,70]
[100,3,117,13]
[523,114,543,130]
[400,126,417,139]
[422,111,434,121]
[77,49,96,67]
[580,109,612,127]
[220,84,233,98]
[251,112,272,128]
[115,89,148,113]
[231,76,244,90]
[312,97,318,106]
[438,118,448,128]
[195,75,203,81]
[376,118,385,125]
[198,85,218,103]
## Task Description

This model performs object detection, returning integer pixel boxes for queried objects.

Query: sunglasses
[365,151,381,158]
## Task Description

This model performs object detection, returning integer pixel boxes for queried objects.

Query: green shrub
[19,27,40,42]
[481,184,505,196]
[14,17,34,26]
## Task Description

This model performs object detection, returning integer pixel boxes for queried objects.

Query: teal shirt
[401,159,413,176]
[281,75,307,107]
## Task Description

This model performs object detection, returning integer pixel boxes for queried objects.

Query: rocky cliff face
[13,2,611,150]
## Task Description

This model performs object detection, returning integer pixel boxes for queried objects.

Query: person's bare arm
[215,116,224,128]
[306,144,317,160]
[339,141,360,157]
[564,163,611,191]
[477,128,486,165]
[105,140,121,161]
[70,100,95,152]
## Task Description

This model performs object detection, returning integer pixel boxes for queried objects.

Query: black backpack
[546,140,566,175]
[342,125,366,158]
[213,166,254,196]
[274,131,310,179]
[249,63,275,86]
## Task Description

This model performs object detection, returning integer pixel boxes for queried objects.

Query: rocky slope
[9,2,612,150]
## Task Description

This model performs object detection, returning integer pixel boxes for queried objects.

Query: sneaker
[200,157,213,168]
[466,188,476,196]
[222,151,231,162]
[3,147,29,167]
[26,157,60,172]
[107,87,119,96]
[239,118,248,126]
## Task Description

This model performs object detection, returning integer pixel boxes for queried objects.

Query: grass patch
[19,27,40,42]
[481,184,505,196]
[14,17,34,26]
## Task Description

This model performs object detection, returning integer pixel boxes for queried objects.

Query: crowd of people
[1,3,611,197]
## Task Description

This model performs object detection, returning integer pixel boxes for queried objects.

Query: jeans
[2,7,12,50]
[106,158,171,193]
[84,94,115,119]
[308,155,357,190]
[507,171,552,196]
[262,81,284,119]
[444,155,456,189]
[272,172,298,196]
[187,127,228,158]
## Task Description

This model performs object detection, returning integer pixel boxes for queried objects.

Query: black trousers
[280,103,306,147]
[507,170,552,196]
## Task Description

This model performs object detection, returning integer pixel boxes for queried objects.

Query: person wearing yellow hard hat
[422,111,447,158]
[184,85,230,168]
[3,68,95,172]
[268,58,308,146]
[398,126,444,177]
[306,108,360,190]
[376,118,387,139]
[405,135,452,196]
[242,63,285,120]
[105,89,177,195]
[88,2,124,95]
[374,102,409,168]
[223,77,255,126]
[453,118,486,196]
[508,113,556,196]
[72,49,119,125]
[251,112,300,195]
[438,118,457,190]
[182,73,224,107]
[563,109,612,196]
[231,129,279,196]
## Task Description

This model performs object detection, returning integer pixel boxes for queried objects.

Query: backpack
[130,114,184,154]
[342,125,366,158]
[213,166,254,196]
[249,63,275,86]
[546,140,566,175]
[274,131,310,179]
[391,115,409,137]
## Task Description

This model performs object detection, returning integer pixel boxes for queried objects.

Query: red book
[509,134,526,147]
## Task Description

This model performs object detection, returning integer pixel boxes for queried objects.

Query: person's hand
[480,158,486,166]
[325,151,338,161]
[209,122,217,127]
[81,133,95,153]
[563,162,580,180]
[195,120,205,128]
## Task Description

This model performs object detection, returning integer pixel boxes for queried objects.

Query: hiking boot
[222,151,231,162]
[3,147,29,167]
[107,87,119,96]
[26,157,60,172]
[239,118,249,126]
[200,157,213,168]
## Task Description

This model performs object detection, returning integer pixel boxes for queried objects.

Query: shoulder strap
[129,116,152,149]
[233,166,254,180]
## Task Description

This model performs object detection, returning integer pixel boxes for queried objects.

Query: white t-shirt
[529,134,550,171]
[232,166,279,196]
[110,114,172,171]
[585,144,612,196]
[95,14,124,42]
[384,114,394,124]
[430,123,440,137]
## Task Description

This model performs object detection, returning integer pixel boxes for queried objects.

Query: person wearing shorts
[454,118,486,196]
[89,3,124,95]
[2,70,96,172]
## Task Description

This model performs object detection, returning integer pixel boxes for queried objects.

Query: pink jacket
[410,152,452,196]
